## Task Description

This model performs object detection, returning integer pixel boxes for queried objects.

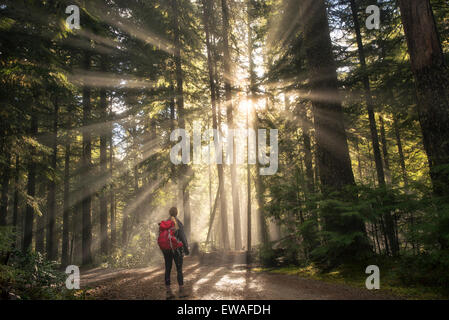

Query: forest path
[81,255,398,300]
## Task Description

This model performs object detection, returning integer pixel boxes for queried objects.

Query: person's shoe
[178,285,188,298]
[166,286,175,300]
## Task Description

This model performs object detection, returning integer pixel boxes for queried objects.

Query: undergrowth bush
[1,227,81,300]
[103,248,159,268]
[397,252,449,289]
[261,182,449,294]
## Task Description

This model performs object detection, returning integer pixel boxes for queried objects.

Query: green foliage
[102,222,161,268]
[0,253,77,300]
[262,179,449,293]
[1,0,448,300]
[0,227,80,299]
[397,252,449,289]
[256,255,449,299]
[258,244,281,267]
[0,226,14,253]
[8,250,62,286]
[104,249,150,269]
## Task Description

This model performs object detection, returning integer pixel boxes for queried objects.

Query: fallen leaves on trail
[81,256,399,300]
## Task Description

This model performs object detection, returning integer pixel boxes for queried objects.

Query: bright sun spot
[238,98,252,114]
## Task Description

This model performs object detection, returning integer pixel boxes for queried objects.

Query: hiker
[158,207,190,299]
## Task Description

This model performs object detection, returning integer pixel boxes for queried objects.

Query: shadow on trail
[82,253,400,300]
[82,267,158,286]
[84,261,202,299]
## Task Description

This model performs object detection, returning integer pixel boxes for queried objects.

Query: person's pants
[162,249,183,286]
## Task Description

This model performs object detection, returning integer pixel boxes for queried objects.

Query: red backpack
[157,220,183,250]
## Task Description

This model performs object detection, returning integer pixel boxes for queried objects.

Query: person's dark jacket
[174,217,189,255]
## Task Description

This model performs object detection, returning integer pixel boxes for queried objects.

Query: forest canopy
[0,0,448,299]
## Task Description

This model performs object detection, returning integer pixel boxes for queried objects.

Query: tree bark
[202,0,230,250]
[221,0,242,250]
[247,0,268,248]
[349,0,386,187]
[300,0,369,262]
[109,122,116,252]
[99,84,109,256]
[73,202,82,265]
[61,105,71,266]
[122,208,128,247]
[254,114,269,246]
[82,52,93,265]
[350,0,397,256]
[299,107,315,193]
[35,180,45,254]
[205,185,220,244]
[378,114,399,254]
[379,116,391,184]
[46,97,58,261]
[301,0,356,190]
[354,135,363,182]
[12,156,19,230]
[397,0,449,198]
[23,111,38,252]
[0,151,11,226]
[393,114,408,187]
[246,0,254,253]
[171,0,191,241]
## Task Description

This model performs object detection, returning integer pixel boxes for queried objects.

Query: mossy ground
[253,260,449,300]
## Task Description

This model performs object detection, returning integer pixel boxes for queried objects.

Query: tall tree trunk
[246,119,252,253]
[354,135,363,182]
[373,222,381,254]
[82,53,93,265]
[393,114,408,187]
[379,116,392,184]
[301,0,356,191]
[202,0,230,250]
[169,81,175,126]
[171,0,191,241]
[133,163,139,226]
[221,0,242,250]
[246,0,255,253]
[254,114,269,246]
[298,105,320,253]
[379,215,390,255]
[36,179,45,253]
[367,142,376,186]
[0,151,11,226]
[299,107,315,193]
[122,207,128,247]
[12,156,19,230]
[397,0,449,198]
[213,31,231,251]
[109,124,116,252]
[379,115,399,253]
[61,105,71,266]
[349,0,397,255]
[205,185,220,244]
[23,112,38,252]
[300,0,369,262]
[73,202,82,265]
[0,123,11,226]
[99,84,109,256]
[46,97,58,261]
[247,0,268,247]
[349,0,386,187]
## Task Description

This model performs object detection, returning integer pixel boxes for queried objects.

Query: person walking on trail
[158,207,190,299]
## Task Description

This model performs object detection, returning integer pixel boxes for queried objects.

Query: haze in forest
[0,0,448,300]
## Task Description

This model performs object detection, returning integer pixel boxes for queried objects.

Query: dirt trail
[81,255,399,300]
